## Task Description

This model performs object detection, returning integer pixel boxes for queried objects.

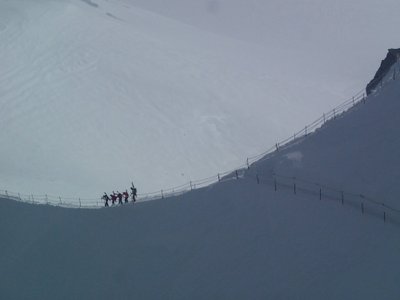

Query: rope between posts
[262,173,400,216]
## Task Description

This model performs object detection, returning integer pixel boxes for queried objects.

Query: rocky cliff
[366,48,400,95]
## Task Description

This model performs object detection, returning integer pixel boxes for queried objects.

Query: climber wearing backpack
[123,190,129,203]
[110,192,117,205]
[130,183,137,202]
[117,191,123,205]
[102,193,110,207]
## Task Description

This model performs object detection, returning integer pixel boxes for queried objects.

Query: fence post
[363,93,366,104]
[45,194,49,205]
[59,196,62,205]
[305,126,308,136]
[190,181,193,191]
[235,170,239,180]
[218,173,220,182]
[275,143,279,152]
[333,109,336,119]
[383,211,386,223]
[5,190,9,199]
[247,158,250,169]
[256,174,260,184]
[293,179,297,195]
[79,198,81,208]
[31,194,34,204]
[319,188,322,200]
[323,113,326,124]
[352,96,355,105]
[18,193,21,201]
[161,190,164,199]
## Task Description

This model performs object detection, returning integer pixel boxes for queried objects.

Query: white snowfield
[1,61,400,299]
[1,0,400,297]
[1,0,400,198]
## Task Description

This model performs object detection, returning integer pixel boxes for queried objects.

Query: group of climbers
[101,184,137,207]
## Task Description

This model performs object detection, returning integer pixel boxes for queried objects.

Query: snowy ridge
[0,90,366,207]
[4,161,400,226]
[1,1,400,297]
[1,57,400,300]
[1,63,399,208]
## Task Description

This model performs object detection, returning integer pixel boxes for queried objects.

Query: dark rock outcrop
[366,48,400,95]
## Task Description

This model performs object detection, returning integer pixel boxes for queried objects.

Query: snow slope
[252,66,400,208]
[0,61,400,299]
[2,0,400,198]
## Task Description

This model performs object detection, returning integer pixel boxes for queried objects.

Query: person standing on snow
[102,193,110,207]
[117,191,123,205]
[111,192,117,205]
[130,184,137,202]
[123,190,129,203]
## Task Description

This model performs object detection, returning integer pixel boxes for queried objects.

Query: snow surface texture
[1,65,400,299]
[1,0,400,198]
